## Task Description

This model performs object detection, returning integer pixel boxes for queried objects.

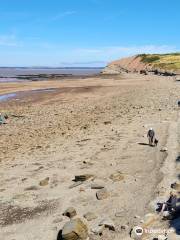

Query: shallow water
[0,93,17,102]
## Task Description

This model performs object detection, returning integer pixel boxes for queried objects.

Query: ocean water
[0,67,103,82]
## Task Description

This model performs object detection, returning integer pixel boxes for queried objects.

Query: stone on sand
[91,183,104,189]
[99,217,115,231]
[96,188,109,200]
[91,224,104,235]
[63,207,77,219]
[121,225,129,230]
[39,177,49,186]
[160,147,168,152]
[62,218,88,240]
[75,174,94,182]
[109,171,124,182]
[83,212,97,221]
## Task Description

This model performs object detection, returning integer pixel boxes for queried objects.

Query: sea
[0,67,103,82]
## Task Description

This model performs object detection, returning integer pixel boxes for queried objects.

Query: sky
[0,0,180,67]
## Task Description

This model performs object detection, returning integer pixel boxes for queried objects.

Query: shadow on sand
[138,142,153,147]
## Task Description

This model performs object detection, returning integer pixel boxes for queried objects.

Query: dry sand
[0,73,180,240]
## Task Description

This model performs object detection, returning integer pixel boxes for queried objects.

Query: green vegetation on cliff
[138,53,180,71]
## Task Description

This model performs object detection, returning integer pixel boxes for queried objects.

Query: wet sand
[0,73,179,239]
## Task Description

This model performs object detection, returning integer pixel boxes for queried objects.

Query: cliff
[102,53,180,75]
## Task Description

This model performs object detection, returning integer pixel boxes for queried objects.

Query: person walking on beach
[147,128,155,146]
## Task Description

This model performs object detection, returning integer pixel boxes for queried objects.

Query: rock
[24,185,39,191]
[83,212,97,221]
[115,211,124,218]
[69,181,83,189]
[39,177,49,186]
[134,215,141,219]
[74,174,94,182]
[63,207,77,219]
[91,183,104,189]
[104,121,111,125]
[160,147,168,152]
[91,224,104,235]
[96,188,109,200]
[121,225,129,230]
[62,218,88,240]
[109,171,124,182]
[99,217,115,231]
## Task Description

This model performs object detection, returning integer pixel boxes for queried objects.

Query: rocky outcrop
[102,55,177,76]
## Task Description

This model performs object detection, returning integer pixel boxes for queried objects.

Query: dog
[154,138,158,146]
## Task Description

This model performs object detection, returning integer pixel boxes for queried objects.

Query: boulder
[62,218,88,240]
[63,207,77,219]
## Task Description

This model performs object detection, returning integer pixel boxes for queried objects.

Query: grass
[138,53,180,71]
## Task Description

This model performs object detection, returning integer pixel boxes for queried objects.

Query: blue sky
[0,0,179,67]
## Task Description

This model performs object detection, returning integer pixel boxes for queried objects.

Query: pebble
[74,174,94,182]
[24,185,39,191]
[91,224,104,235]
[160,147,168,152]
[83,212,97,221]
[109,171,124,182]
[39,177,49,186]
[96,188,109,200]
[121,224,129,230]
[99,217,115,231]
[62,207,77,219]
[91,183,104,189]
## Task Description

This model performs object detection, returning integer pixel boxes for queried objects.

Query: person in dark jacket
[147,128,155,146]
[161,192,177,213]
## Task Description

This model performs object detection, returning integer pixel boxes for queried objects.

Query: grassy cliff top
[137,53,180,71]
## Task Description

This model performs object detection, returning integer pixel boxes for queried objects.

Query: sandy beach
[0,73,180,240]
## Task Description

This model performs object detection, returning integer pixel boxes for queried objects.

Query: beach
[0,73,180,239]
